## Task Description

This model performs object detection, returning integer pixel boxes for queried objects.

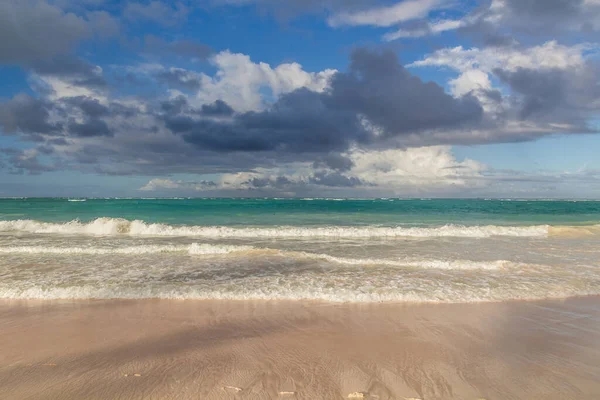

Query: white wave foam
[297,252,516,270]
[0,283,592,303]
[67,199,86,202]
[0,243,252,256]
[0,243,528,270]
[0,218,550,238]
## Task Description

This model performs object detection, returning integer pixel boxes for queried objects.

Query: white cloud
[410,41,591,73]
[449,69,491,97]
[348,146,485,190]
[327,0,448,28]
[35,75,104,101]
[196,51,336,112]
[383,18,466,41]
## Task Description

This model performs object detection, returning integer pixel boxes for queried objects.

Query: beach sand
[1,297,600,400]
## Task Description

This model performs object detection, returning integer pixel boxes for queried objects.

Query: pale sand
[1,298,600,399]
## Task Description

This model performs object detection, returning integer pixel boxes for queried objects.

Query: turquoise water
[2,198,600,226]
[1,198,600,303]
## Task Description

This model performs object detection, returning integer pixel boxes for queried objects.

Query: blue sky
[1,0,599,198]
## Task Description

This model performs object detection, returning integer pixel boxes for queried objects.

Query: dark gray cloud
[460,0,600,44]
[200,100,235,117]
[31,57,108,89]
[501,0,594,32]
[155,69,202,92]
[64,96,110,118]
[0,0,90,65]
[245,176,293,189]
[68,118,113,137]
[313,153,354,171]
[494,64,600,129]
[327,48,483,137]
[0,94,61,136]
[0,147,57,175]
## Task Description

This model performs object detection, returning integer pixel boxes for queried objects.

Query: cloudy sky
[0,0,599,198]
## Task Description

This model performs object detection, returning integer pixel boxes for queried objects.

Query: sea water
[1,198,599,303]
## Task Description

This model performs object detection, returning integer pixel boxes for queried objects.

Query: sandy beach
[1,297,599,400]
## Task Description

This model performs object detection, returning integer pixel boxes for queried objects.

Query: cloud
[139,178,217,191]
[0,47,594,179]
[356,0,600,43]
[409,41,590,73]
[155,68,203,92]
[0,0,90,65]
[195,50,337,112]
[411,41,600,132]
[31,57,108,91]
[494,66,600,124]
[484,0,600,34]
[0,94,61,136]
[139,146,486,195]
[200,100,235,117]
[163,49,482,156]
[63,96,109,118]
[0,148,57,175]
[383,18,467,41]
[143,35,213,61]
[327,0,448,28]
[67,118,113,137]
[124,1,189,27]
[86,10,120,38]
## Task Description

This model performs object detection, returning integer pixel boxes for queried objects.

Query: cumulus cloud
[195,50,337,112]
[411,41,600,132]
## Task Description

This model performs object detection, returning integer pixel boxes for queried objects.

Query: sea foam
[0,243,534,270]
[0,218,551,238]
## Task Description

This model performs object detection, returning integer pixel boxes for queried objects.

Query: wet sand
[1,297,600,400]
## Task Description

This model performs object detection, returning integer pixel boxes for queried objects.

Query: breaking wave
[0,218,552,238]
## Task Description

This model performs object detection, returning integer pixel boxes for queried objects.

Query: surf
[0,218,551,238]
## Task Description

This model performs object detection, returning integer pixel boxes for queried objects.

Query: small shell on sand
[279,391,296,396]
[223,386,243,392]
[348,392,368,399]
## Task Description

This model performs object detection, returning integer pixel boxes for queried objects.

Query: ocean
[1,198,600,303]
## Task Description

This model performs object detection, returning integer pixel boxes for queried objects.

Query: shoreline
[2,297,600,399]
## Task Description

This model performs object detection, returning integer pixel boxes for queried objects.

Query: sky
[0,0,599,198]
